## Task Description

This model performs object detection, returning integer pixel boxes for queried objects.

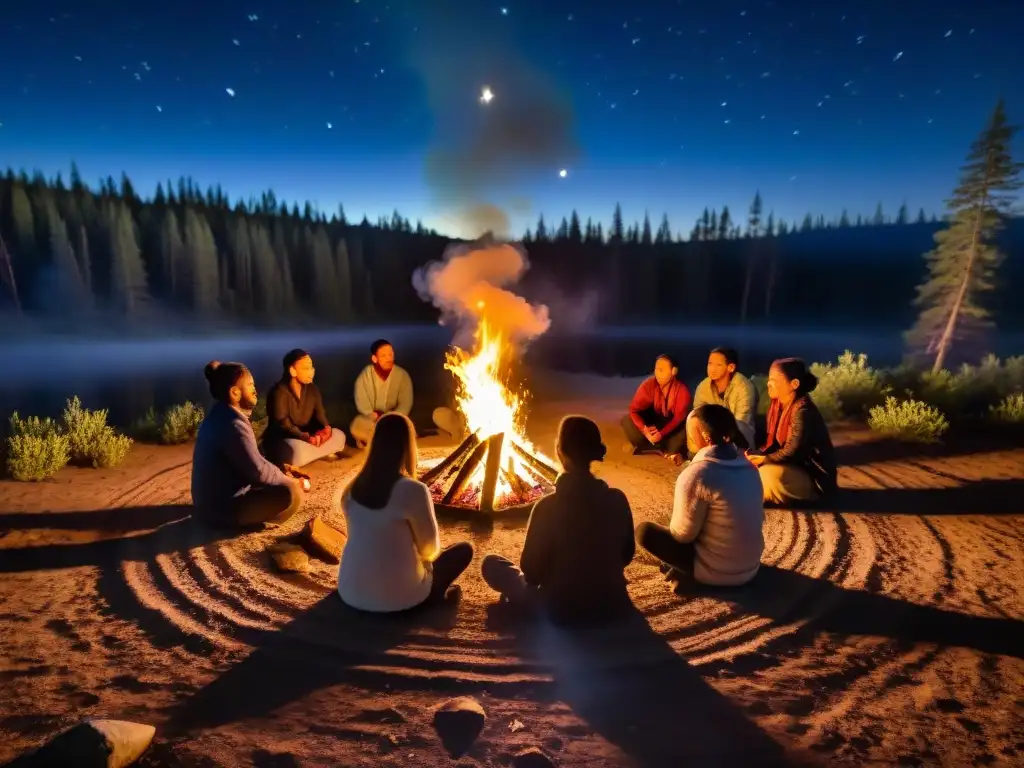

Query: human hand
[647,428,662,443]
[747,454,766,467]
[284,463,311,481]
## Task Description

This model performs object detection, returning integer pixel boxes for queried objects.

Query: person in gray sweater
[350,339,462,446]
[191,361,304,528]
[636,404,764,587]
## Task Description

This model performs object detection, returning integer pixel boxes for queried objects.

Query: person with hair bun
[747,357,837,506]
[191,361,304,528]
[636,404,765,587]
[481,415,636,625]
[622,353,692,466]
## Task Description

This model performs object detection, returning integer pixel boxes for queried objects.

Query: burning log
[420,431,481,486]
[510,441,559,483]
[478,433,505,513]
[503,456,531,498]
[442,439,489,506]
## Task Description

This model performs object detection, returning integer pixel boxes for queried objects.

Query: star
[500,7,508,15]
[225,87,236,97]
[480,86,494,104]
[558,169,567,178]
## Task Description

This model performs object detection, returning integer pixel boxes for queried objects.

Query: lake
[2,324,1021,429]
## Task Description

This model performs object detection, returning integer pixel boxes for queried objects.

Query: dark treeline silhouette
[1,166,1023,333]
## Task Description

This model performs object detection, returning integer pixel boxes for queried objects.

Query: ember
[419,318,559,514]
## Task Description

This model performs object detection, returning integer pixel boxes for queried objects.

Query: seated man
[686,347,757,456]
[350,339,462,447]
[621,353,692,465]
[635,404,764,588]
[263,348,347,468]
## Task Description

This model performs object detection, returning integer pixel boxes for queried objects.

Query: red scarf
[763,398,799,450]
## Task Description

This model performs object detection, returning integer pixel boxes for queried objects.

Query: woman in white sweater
[337,413,473,612]
[635,404,765,587]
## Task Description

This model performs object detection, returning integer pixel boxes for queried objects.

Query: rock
[303,515,346,563]
[13,718,155,767]
[268,542,310,573]
[432,696,486,758]
[513,746,555,768]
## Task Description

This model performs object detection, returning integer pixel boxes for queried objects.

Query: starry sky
[1,1,1022,239]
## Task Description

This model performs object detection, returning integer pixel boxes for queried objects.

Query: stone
[513,746,555,768]
[432,696,486,758]
[12,718,155,767]
[303,515,346,563]
[268,542,310,573]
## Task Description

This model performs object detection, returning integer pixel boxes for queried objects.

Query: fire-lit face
[236,371,259,411]
[766,365,798,402]
[707,352,735,383]
[653,357,677,387]
[373,344,395,371]
[290,355,315,385]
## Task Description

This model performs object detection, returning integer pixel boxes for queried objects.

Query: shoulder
[635,376,654,393]
[395,475,431,503]
[695,377,712,393]
[267,380,287,400]
[675,460,706,489]
[394,366,412,382]
[356,365,372,380]
[605,485,632,513]
[733,373,756,394]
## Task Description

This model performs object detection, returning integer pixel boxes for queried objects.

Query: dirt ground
[1,373,1022,767]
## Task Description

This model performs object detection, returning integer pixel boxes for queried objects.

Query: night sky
[2,1,1022,238]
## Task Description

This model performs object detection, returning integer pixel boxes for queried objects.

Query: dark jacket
[191,402,289,523]
[520,471,636,625]
[761,395,838,496]
[263,379,329,444]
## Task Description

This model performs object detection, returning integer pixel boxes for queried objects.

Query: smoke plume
[412,241,550,348]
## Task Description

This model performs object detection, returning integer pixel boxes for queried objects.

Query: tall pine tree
[907,99,1022,372]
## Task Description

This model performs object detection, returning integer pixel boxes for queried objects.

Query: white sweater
[671,445,765,586]
[336,476,441,612]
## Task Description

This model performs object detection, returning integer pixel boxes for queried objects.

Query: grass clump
[5,413,72,481]
[809,351,889,422]
[868,396,949,444]
[990,392,1024,426]
[133,401,205,444]
[61,396,132,469]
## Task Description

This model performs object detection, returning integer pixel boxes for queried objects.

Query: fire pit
[417,318,560,518]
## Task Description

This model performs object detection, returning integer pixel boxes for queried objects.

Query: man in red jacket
[621,354,692,466]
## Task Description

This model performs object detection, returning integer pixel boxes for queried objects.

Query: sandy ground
[1,373,1023,767]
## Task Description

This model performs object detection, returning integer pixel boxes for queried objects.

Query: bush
[868,396,949,443]
[61,396,132,469]
[5,413,71,481]
[809,351,889,422]
[917,355,1024,419]
[990,393,1024,425]
[749,374,770,416]
[132,402,205,444]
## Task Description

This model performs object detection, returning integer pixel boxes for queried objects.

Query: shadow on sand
[0,505,193,536]
[833,434,1019,468]
[832,478,1024,516]
[487,605,803,767]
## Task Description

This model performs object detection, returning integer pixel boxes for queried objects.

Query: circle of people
[191,342,838,626]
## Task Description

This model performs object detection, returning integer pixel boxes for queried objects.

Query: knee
[480,553,509,580]
[455,540,475,563]
[634,521,653,540]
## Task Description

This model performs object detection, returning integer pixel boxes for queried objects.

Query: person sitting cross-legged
[481,416,636,626]
[685,347,757,458]
[337,412,474,613]
[350,338,462,447]
[636,404,764,588]
[263,348,347,469]
[191,361,305,529]
[621,353,692,466]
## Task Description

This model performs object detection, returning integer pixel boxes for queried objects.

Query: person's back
[677,445,764,585]
[338,475,437,612]
[522,471,635,622]
[192,401,274,511]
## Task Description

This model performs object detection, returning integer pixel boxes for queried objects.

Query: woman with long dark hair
[336,412,473,613]
[747,357,838,505]
[191,361,304,528]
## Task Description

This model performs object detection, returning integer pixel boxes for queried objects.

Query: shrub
[990,393,1024,425]
[132,402,205,444]
[61,396,132,469]
[809,351,889,422]
[915,355,1024,419]
[6,413,71,481]
[868,396,949,443]
[749,374,770,416]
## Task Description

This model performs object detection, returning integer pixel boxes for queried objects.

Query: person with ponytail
[191,361,304,528]
[747,357,838,506]
[636,404,765,587]
[481,415,636,625]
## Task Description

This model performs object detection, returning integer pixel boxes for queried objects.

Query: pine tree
[535,214,548,241]
[916,207,927,224]
[699,207,711,240]
[872,202,885,225]
[181,208,219,312]
[45,203,90,311]
[640,212,653,245]
[249,221,282,313]
[896,202,909,225]
[718,206,732,240]
[610,203,624,243]
[75,225,92,297]
[907,100,1022,372]
[655,213,671,244]
[568,210,582,242]
[740,192,764,322]
[160,209,185,302]
[747,192,763,237]
[800,213,813,231]
[556,216,569,240]
[107,201,149,314]
[333,235,354,321]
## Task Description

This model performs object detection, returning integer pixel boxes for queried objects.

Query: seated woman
[685,347,757,457]
[263,348,347,468]
[191,361,304,528]
[636,404,764,587]
[621,354,692,466]
[481,416,636,626]
[336,412,473,613]
[747,357,838,506]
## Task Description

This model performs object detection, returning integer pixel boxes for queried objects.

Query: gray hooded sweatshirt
[670,444,765,586]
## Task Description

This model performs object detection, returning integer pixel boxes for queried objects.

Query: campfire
[419,318,559,515]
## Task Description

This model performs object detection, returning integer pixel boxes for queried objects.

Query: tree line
[0,100,1020,369]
